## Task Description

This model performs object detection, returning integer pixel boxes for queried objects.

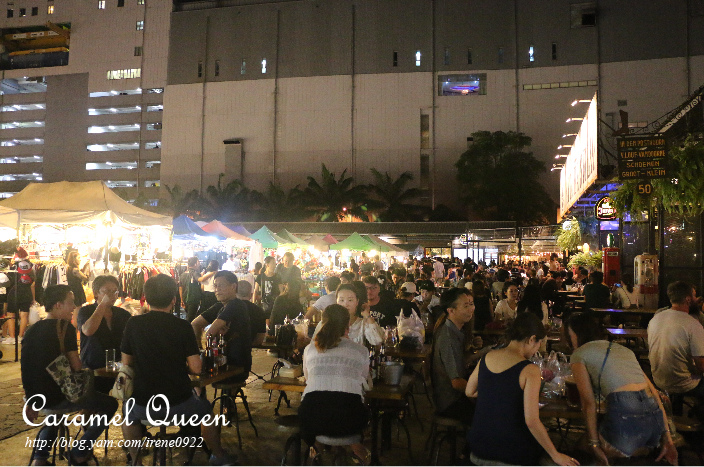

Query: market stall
[201,220,262,275]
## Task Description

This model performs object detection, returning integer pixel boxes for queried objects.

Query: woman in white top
[494,282,519,322]
[611,277,638,308]
[313,283,384,346]
[300,304,371,463]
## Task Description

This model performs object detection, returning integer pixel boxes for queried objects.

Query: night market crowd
[7,250,704,465]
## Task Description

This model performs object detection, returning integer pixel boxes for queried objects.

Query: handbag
[109,364,135,401]
[45,320,94,404]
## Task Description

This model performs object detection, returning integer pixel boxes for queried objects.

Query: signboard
[559,93,598,219]
[595,196,617,220]
[617,135,667,179]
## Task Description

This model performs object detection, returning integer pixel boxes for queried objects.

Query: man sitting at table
[305,276,341,323]
[582,271,611,310]
[648,281,704,416]
[235,279,267,346]
[191,271,252,381]
[120,274,236,466]
[431,287,476,424]
[77,275,132,394]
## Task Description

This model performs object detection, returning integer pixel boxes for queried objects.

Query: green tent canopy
[276,229,309,246]
[360,234,391,252]
[249,225,291,249]
[329,232,377,252]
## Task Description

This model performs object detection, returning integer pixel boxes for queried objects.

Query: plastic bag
[397,309,425,350]
[533,351,570,397]
[28,303,44,326]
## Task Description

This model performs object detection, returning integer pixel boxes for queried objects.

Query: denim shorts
[599,390,666,456]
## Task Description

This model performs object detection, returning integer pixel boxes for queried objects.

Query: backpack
[276,323,297,349]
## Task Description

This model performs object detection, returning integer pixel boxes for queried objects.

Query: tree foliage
[611,135,704,217]
[455,130,556,225]
[301,164,369,221]
[367,169,427,221]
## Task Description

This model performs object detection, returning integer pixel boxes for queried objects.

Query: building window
[240,59,246,75]
[137,0,144,4]
[467,49,472,65]
[136,20,143,30]
[617,100,628,107]
[261,59,267,74]
[415,50,421,67]
[420,114,430,149]
[552,42,557,60]
[444,47,450,66]
[498,47,504,64]
[522,79,597,90]
[528,46,534,62]
[6,8,12,17]
[134,46,142,56]
[146,122,161,130]
[214,60,220,77]
[420,154,430,189]
[47,4,54,14]
[98,0,105,9]
[197,61,203,78]
[31,6,37,15]
[571,2,596,28]
[393,51,398,67]
[106,68,141,80]
[117,0,124,6]
[438,74,487,96]
[18,7,25,15]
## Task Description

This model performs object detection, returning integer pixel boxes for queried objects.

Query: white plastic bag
[397,309,425,349]
[28,303,44,326]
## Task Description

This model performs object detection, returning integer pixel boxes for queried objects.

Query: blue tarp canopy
[172,215,225,241]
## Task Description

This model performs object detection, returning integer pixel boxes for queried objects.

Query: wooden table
[94,365,245,388]
[262,376,306,415]
[590,307,657,327]
[605,327,648,349]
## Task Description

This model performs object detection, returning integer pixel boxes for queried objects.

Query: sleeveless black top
[468,357,543,465]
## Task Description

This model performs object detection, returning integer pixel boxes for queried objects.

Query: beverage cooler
[634,253,659,308]
[602,247,621,287]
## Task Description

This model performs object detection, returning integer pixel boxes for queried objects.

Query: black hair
[517,284,545,322]
[589,271,604,284]
[214,270,238,284]
[206,260,220,272]
[340,270,355,282]
[144,274,178,309]
[325,276,342,291]
[44,284,73,312]
[505,311,546,342]
[502,281,518,299]
[336,283,365,316]
[187,256,199,268]
[92,274,120,297]
[667,280,695,305]
[566,312,602,347]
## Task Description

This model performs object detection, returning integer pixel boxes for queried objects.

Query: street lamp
[550,163,565,172]
[571,99,591,106]
[562,133,577,138]
[555,154,568,159]
[557,144,572,150]
[565,117,584,123]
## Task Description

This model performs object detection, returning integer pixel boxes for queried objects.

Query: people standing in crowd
[191,271,252,380]
[582,271,611,310]
[269,279,304,333]
[471,279,493,332]
[299,304,371,464]
[339,270,355,285]
[466,313,577,466]
[198,260,220,312]
[431,287,476,424]
[549,253,561,272]
[3,247,36,344]
[494,282,519,322]
[22,285,118,465]
[121,274,235,466]
[313,283,383,346]
[648,281,704,412]
[179,256,202,322]
[65,250,89,309]
[254,256,282,328]
[77,275,131,394]
[433,258,445,286]
[252,261,263,277]
[567,312,676,465]
[222,254,241,272]
[305,276,341,323]
[518,284,548,325]
[275,252,302,291]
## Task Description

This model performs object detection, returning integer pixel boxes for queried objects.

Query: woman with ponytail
[299,304,371,463]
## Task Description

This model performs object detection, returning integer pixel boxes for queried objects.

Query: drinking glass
[105,349,116,371]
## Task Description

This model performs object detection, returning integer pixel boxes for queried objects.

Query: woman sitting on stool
[299,304,371,464]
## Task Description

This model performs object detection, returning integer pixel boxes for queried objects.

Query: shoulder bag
[109,364,135,401]
[45,320,94,404]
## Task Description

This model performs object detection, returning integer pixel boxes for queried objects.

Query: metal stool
[28,408,99,466]
[313,434,364,465]
[425,415,468,465]
[673,415,704,463]
[211,380,258,449]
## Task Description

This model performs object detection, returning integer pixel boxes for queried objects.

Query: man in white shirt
[433,258,445,285]
[221,254,241,272]
[648,281,704,413]
[305,276,341,322]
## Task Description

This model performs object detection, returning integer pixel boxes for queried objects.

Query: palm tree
[205,174,256,222]
[161,184,208,218]
[368,169,427,221]
[252,183,306,221]
[301,164,369,221]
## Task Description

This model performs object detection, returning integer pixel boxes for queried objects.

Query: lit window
[146,105,163,112]
[98,1,105,9]
[529,46,534,62]
[240,59,246,75]
[438,74,487,96]
[136,20,143,30]
[146,123,161,130]
[145,141,160,149]
[393,51,398,67]
[261,59,267,74]
[137,0,145,4]
[47,5,54,14]
[415,50,421,67]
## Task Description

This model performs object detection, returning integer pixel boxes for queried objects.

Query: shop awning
[173,215,225,241]
[248,226,291,249]
[0,181,171,226]
[305,234,332,252]
[329,232,376,251]
[229,225,252,237]
[276,229,309,246]
[365,234,408,254]
[360,234,390,252]
[0,205,18,230]
[322,234,338,244]
[202,220,251,242]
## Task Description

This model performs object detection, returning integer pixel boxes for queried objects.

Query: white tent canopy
[0,205,18,230]
[0,181,171,226]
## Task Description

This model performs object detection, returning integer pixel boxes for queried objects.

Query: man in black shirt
[254,256,281,322]
[191,271,252,380]
[364,275,399,328]
[22,285,118,464]
[77,275,132,393]
[121,274,234,466]
[275,251,302,292]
